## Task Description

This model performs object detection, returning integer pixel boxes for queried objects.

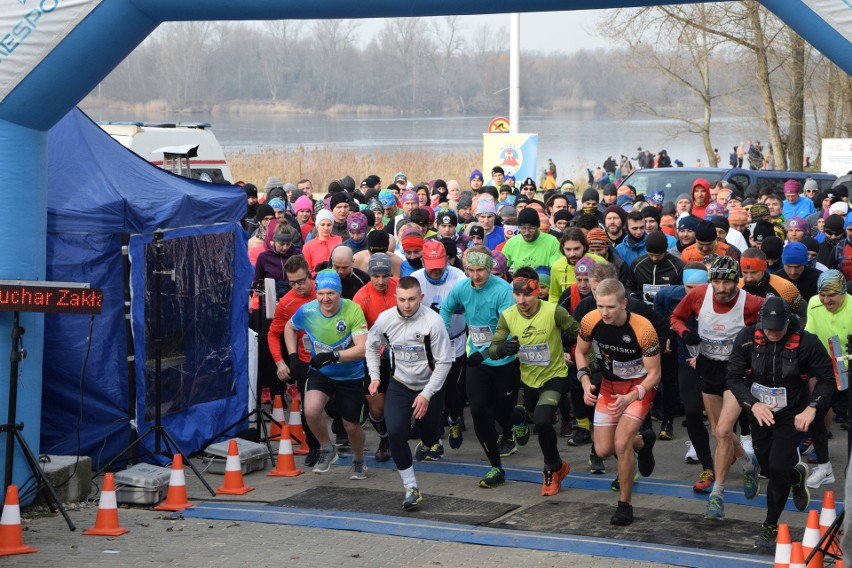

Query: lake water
[84,108,781,174]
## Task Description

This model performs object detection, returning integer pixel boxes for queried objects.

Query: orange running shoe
[693,469,715,493]
[541,460,571,496]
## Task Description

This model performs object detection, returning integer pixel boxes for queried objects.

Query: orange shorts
[593,378,656,427]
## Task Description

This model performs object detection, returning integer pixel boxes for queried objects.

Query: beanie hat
[437,209,458,226]
[786,217,807,232]
[367,228,390,253]
[677,215,700,232]
[316,209,336,227]
[803,179,818,192]
[728,190,745,203]
[491,251,508,275]
[829,201,849,216]
[264,176,283,192]
[581,189,599,203]
[801,236,819,253]
[709,255,740,281]
[340,176,356,192]
[649,191,664,205]
[587,228,609,247]
[695,220,717,242]
[704,202,724,219]
[751,220,775,242]
[378,190,396,208]
[645,231,669,254]
[817,270,846,295]
[553,210,573,225]
[347,212,368,233]
[727,207,748,224]
[457,192,474,210]
[643,207,661,222]
[294,196,313,213]
[782,242,808,266]
[603,183,618,196]
[676,193,692,204]
[470,169,484,182]
[401,190,419,204]
[574,256,596,276]
[468,225,485,239]
[268,198,287,212]
[368,253,392,275]
[761,236,783,261]
[750,202,770,220]
[783,179,801,194]
[315,269,342,294]
[711,216,730,233]
[603,205,627,226]
[824,214,845,234]
[330,192,349,209]
[616,195,634,208]
[499,205,518,221]
[255,203,275,223]
[477,197,497,216]
[327,179,344,194]
[243,184,258,198]
[518,207,540,227]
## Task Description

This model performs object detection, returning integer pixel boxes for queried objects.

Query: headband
[512,276,541,296]
[683,269,709,284]
[314,269,342,294]
[466,251,494,270]
[817,269,846,295]
[740,257,768,272]
[401,236,424,251]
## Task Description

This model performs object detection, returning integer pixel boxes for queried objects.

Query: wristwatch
[332,349,341,361]
[808,399,820,409]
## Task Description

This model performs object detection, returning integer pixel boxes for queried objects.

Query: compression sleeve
[487,313,511,360]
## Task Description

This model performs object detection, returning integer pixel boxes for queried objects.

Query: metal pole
[3,313,23,490]
[509,13,520,134]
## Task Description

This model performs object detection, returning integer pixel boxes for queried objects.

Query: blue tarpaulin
[41,108,251,469]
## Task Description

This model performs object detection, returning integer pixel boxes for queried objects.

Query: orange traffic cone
[84,473,129,536]
[154,454,195,511]
[268,395,286,441]
[802,510,823,568]
[288,394,309,455]
[819,491,840,557]
[790,542,806,568]
[216,440,254,495]
[268,423,304,477]
[775,524,792,568]
[0,485,36,556]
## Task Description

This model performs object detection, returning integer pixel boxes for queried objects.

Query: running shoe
[567,428,591,446]
[798,434,813,456]
[304,447,320,467]
[693,469,715,494]
[705,494,724,520]
[589,452,606,475]
[448,419,463,450]
[312,448,339,473]
[740,434,754,455]
[560,421,573,437]
[349,460,367,480]
[807,462,835,488]
[754,523,778,549]
[684,441,699,464]
[541,460,570,496]
[374,437,391,463]
[497,433,518,457]
[511,406,531,446]
[658,420,673,441]
[424,441,444,461]
[743,453,760,500]
[414,441,429,461]
[792,463,810,511]
[479,467,506,488]
[402,486,423,510]
[636,428,656,477]
[610,501,634,526]
[611,461,639,491]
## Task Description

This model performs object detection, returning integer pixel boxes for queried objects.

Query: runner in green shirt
[488,266,579,496]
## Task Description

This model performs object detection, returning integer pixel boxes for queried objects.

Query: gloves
[310,350,339,369]
[466,351,485,367]
[288,353,308,381]
[682,331,702,346]
[496,338,521,358]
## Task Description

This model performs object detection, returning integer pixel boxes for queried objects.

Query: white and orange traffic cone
[268,423,304,477]
[154,454,195,511]
[0,485,36,556]
[801,509,823,568]
[83,473,129,537]
[775,524,792,568]
[288,394,309,455]
[790,542,806,568]
[216,440,254,495]
[819,491,840,558]
[268,395,286,441]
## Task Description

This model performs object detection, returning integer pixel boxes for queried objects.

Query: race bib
[700,338,734,359]
[302,334,311,353]
[392,344,426,363]
[642,284,666,303]
[613,358,645,379]
[470,325,494,347]
[750,383,787,412]
[519,344,550,366]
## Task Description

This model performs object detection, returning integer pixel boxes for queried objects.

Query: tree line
[92,4,851,170]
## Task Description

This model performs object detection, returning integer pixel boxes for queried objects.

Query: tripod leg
[256,410,276,462]
[93,427,155,478]
[15,430,76,531]
[158,429,216,496]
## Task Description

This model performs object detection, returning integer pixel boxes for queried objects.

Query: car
[620,167,836,202]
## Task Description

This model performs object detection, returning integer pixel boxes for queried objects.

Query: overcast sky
[359,10,611,54]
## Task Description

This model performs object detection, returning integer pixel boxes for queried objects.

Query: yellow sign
[488,117,510,133]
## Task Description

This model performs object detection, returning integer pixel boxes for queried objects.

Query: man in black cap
[727,296,835,549]
[599,183,618,212]
[671,215,699,258]
[577,189,603,223]
[519,177,543,207]
[817,215,846,268]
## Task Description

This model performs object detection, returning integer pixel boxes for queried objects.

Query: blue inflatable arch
[0,0,849,488]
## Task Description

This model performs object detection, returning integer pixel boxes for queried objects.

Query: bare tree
[430,16,464,101]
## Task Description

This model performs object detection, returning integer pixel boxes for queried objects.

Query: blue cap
[781,242,808,266]
[314,269,342,294]
[677,215,700,232]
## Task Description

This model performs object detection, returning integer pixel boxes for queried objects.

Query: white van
[98,121,233,184]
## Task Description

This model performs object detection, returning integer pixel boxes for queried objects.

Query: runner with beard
[549,228,607,303]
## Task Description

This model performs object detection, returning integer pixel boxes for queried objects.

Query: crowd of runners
[243,167,852,548]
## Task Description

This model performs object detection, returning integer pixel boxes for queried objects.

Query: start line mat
[270,486,518,525]
[488,500,796,557]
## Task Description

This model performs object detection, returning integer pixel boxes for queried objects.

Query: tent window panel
[142,231,236,421]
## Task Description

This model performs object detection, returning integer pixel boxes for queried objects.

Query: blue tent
[41,108,251,469]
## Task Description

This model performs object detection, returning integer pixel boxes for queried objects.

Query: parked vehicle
[620,167,836,201]
[98,121,233,183]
